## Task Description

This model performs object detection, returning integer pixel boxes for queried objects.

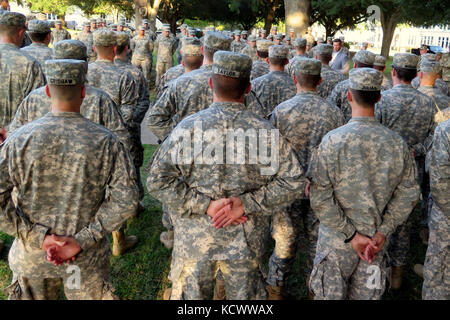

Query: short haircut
[295,73,321,90]
[116,44,128,55]
[349,89,380,108]
[256,50,268,58]
[204,47,217,61]
[333,39,342,44]
[393,66,417,82]
[354,61,374,68]
[0,25,23,38]
[94,45,114,55]
[48,84,84,102]
[269,57,288,67]
[318,54,332,64]
[29,31,50,43]
[373,65,385,72]
[183,55,203,70]
[211,73,249,100]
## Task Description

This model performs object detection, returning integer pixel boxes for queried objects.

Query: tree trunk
[284,0,310,36]
[148,0,162,32]
[380,9,400,58]
[264,4,276,33]
[134,0,147,29]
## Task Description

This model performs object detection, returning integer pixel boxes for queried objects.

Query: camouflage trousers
[267,199,319,287]
[310,234,390,300]
[169,258,267,300]
[422,212,450,300]
[156,59,173,87]
[129,124,144,200]
[388,157,425,267]
[131,55,152,84]
[6,272,118,300]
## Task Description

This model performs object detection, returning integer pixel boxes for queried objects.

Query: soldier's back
[329,78,352,123]
[20,43,53,66]
[318,65,346,99]
[251,60,270,80]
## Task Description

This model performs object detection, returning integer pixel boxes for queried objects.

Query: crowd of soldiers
[0,4,449,300]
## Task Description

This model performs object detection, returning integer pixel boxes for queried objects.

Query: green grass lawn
[0,144,427,300]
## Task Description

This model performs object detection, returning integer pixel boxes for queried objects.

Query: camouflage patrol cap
[420,59,441,74]
[272,26,278,31]
[90,19,97,24]
[181,24,188,29]
[421,53,437,62]
[349,68,383,91]
[269,45,289,59]
[317,37,324,43]
[83,21,90,27]
[55,21,62,25]
[27,20,50,33]
[204,31,232,51]
[93,29,117,46]
[53,40,88,60]
[289,28,295,33]
[241,30,248,35]
[142,19,149,24]
[316,44,333,56]
[138,26,145,31]
[285,36,291,41]
[353,50,376,66]
[116,32,130,46]
[295,38,307,48]
[362,42,368,47]
[374,55,387,67]
[182,37,202,57]
[293,58,322,76]
[162,24,170,32]
[44,59,87,86]
[261,29,267,34]
[327,36,332,42]
[212,51,252,79]
[0,12,26,28]
[248,35,257,42]
[234,30,241,36]
[392,53,420,70]
[275,34,283,40]
[256,40,273,52]
[420,44,427,50]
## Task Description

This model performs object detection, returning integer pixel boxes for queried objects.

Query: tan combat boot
[266,285,283,300]
[213,278,226,300]
[414,264,424,278]
[112,230,138,256]
[163,288,172,300]
[391,266,403,289]
[160,230,174,249]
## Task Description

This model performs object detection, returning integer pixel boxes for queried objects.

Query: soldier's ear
[419,71,423,80]
[293,75,298,85]
[347,90,353,102]
[244,82,251,95]
[81,85,86,99]
[318,77,323,86]
[45,85,51,98]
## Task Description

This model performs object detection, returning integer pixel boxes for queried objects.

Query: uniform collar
[0,42,19,49]
[46,112,83,118]
[348,116,378,123]
[211,101,245,112]
[394,83,413,89]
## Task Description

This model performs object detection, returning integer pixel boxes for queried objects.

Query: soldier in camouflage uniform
[251,45,296,117]
[421,119,450,300]
[274,34,283,46]
[329,50,376,123]
[88,29,141,256]
[51,21,71,46]
[412,53,448,96]
[154,25,177,87]
[267,59,345,299]
[90,19,97,32]
[417,57,450,126]
[0,59,139,300]
[286,38,308,75]
[115,31,151,213]
[156,37,203,101]
[313,44,346,99]
[147,51,306,300]
[375,53,436,290]
[231,30,246,53]
[251,40,272,81]
[10,40,131,151]
[20,20,52,66]
[176,24,188,64]
[75,22,96,62]
[241,30,248,42]
[0,12,45,136]
[309,68,420,300]
[307,36,324,59]
[240,35,258,62]
[131,26,154,85]
[142,19,157,42]
[373,55,393,92]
